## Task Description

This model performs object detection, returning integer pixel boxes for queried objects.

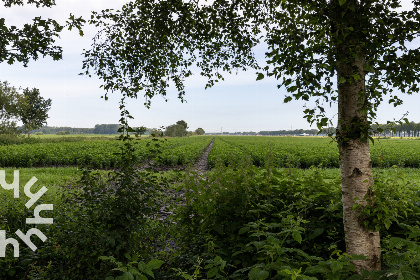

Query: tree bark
[337,55,381,272]
[330,0,382,271]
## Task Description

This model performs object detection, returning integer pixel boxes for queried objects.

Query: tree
[165,122,188,137]
[176,120,189,130]
[93,124,120,134]
[82,0,420,272]
[133,126,148,136]
[18,87,52,137]
[195,128,205,135]
[0,81,20,134]
[1,0,84,66]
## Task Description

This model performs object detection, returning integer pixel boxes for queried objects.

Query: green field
[208,136,420,168]
[1,136,419,280]
[2,136,420,169]
[0,136,214,168]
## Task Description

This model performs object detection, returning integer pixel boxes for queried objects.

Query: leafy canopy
[82,0,420,132]
[18,87,52,136]
[0,81,21,134]
[1,0,85,66]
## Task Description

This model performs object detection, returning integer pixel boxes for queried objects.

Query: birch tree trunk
[330,0,382,271]
[337,55,381,272]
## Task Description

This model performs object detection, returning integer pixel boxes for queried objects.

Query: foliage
[133,126,148,136]
[18,87,52,137]
[100,255,164,280]
[0,162,419,279]
[93,124,121,134]
[0,80,21,135]
[82,0,420,136]
[171,163,420,279]
[0,0,84,66]
[165,120,189,137]
[195,128,205,135]
[353,168,420,232]
[3,136,420,169]
[81,1,420,270]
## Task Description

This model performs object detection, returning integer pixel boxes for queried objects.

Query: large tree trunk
[337,54,381,272]
[331,0,381,272]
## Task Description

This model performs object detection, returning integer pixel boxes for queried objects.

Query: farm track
[156,138,214,251]
[194,137,214,173]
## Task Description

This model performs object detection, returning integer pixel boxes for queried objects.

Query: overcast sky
[1,1,419,133]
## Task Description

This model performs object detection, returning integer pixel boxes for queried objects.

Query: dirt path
[155,138,215,251]
[194,137,214,173]
[157,138,214,219]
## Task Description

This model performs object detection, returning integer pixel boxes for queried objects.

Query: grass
[0,167,81,210]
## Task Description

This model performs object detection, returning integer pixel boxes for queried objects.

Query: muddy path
[193,137,214,173]
[157,138,214,222]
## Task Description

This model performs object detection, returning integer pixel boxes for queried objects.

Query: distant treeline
[371,122,420,137]
[31,124,122,135]
[259,129,319,136]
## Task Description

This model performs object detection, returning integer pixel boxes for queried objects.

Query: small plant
[100,254,164,280]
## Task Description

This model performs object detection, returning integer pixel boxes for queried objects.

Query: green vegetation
[165,120,189,138]
[0,134,419,280]
[1,162,419,279]
[0,81,21,135]
[208,137,420,169]
[18,87,52,138]
[82,0,420,271]
[0,136,213,168]
[0,81,52,137]
[2,136,420,170]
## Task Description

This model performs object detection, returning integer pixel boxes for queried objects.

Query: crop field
[0,136,214,168]
[2,136,420,169]
[208,136,420,168]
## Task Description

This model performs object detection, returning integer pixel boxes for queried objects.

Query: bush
[170,164,420,279]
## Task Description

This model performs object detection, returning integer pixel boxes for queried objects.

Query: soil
[193,137,214,173]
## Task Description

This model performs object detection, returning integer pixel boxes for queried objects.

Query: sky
[1,1,419,133]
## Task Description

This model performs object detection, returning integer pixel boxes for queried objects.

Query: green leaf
[338,77,346,84]
[116,272,134,280]
[256,73,264,81]
[239,226,250,235]
[207,267,219,278]
[389,237,405,249]
[249,267,269,280]
[339,0,347,5]
[292,231,302,244]
[284,96,293,103]
[147,259,164,270]
[138,274,148,280]
[330,261,344,273]
[138,261,147,272]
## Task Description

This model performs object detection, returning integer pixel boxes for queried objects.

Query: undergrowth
[0,143,419,279]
